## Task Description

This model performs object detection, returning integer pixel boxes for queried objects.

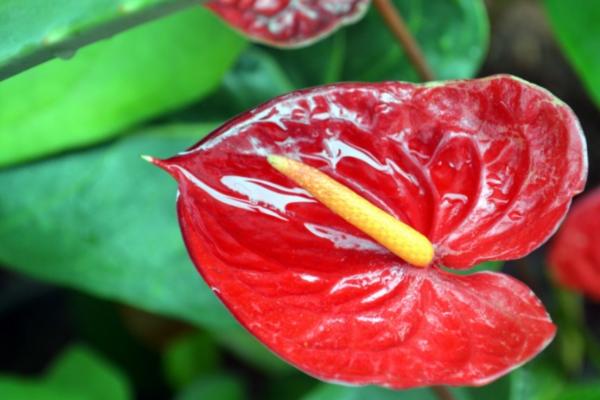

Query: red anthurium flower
[148,75,587,388]
[549,187,600,300]
[204,0,371,47]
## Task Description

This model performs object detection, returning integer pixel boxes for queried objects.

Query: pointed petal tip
[141,154,173,173]
[141,154,155,163]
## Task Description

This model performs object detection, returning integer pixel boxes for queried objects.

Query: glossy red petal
[549,187,600,300]
[163,75,587,270]
[205,0,370,47]
[152,75,583,387]
[178,193,556,386]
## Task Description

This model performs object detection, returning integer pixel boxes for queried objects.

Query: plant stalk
[431,386,456,400]
[372,0,435,81]
[0,0,203,80]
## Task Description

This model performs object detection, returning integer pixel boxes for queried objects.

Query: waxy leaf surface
[0,125,288,374]
[549,187,600,300]
[206,0,370,47]
[0,0,199,79]
[159,76,586,387]
[0,7,246,168]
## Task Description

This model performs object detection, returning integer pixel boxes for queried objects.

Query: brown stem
[372,0,435,81]
[431,386,456,400]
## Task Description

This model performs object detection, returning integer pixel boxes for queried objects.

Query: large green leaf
[301,384,469,400]
[191,47,295,122]
[0,0,204,79]
[466,375,510,400]
[44,346,131,400]
[162,332,220,389]
[265,31,348,87]
[509,364,564,400]
[0,124,287,373]
[0,345,131,400]
[559,384,600,400]
[0,378,82,400]
[508,361,600,400]
[176,375,245,400]
[544,0,600,108]
[0,7,246,168]
[267,0,488,85]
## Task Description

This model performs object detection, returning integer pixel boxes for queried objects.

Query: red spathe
[549,187,600,300]
[205,0,370,47]
[156,76,587,387]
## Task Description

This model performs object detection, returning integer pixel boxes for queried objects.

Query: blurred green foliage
[559,385,600,400]
[300,384,467,400]
[163,332,220,389]
[0,346,131,400]
[175,375,244,400]
[509,364,564,400]
[544,0,600,107]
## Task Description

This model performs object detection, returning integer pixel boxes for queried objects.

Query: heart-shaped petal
[549,187,600,300]
[180,208,556,387]
[153,75,586,387]
[162,75,586,269]
[205,0,371,47]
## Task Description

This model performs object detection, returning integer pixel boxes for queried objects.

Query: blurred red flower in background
[549,187,600,300]
[205,0,371,47]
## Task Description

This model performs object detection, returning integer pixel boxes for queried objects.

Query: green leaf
[442,261,504,276]
[0,345,131,400]
[221,48,295,111]
[45,346,131,400]
[0,0,204,79]
[0,377,82,400]
[466,375,510,400]
[176,375,244,400]
[163,332,220,389]
[301,384,470,400]
[509,364,564,400]
[267,0,489,85]
[264,31,348,87]
[552,287,585,374]
[0,124,288,373]
[559,384,600,400]
[0,7,246,168]
[213,327,292,375]
[191,47,295,121]
[264,374,317,400]
[544,0,600,108]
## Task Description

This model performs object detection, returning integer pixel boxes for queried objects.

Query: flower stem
[0,0,201,80]
[431,386,456,400]
[372,0,435,81]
